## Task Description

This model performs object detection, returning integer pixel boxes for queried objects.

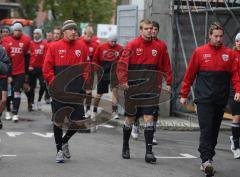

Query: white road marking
[98,124,115,128]
[31,132,54,138]
[6,132,24,137]
[0,154,17,158]
[156,153,197,159]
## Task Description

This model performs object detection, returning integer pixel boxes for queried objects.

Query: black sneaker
[145,152,157,164]
[122,147,130,159]
[0,119,2,129]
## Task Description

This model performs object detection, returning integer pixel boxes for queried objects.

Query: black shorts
[229,96,240,116]
[0,78,7,91]
[97,80,110,94]
[125,106,159,117]
[51,99,85,122]
[12,74,25,92]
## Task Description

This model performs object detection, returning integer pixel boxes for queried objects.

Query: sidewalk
[2,91,232,132]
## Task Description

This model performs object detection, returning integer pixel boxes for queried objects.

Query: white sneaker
[5,112,12,120]
[232,148,240,159]
[12,115,19,123]
[229,136,240,159]
[37,101,42,111]
[56,150,64,163]
[153,137,158,145]
[85,110,91,118]
[200,160,215,176]
[131,125,139,140]
[112,112,119,119]
[32,103,36,111]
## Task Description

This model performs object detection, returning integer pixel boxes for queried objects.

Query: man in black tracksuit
[180,22,240,176]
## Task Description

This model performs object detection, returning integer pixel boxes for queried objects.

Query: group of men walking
[1,18,240,177]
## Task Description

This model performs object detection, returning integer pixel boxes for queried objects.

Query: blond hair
[139,19,152,30]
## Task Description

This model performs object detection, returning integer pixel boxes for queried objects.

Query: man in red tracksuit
[28,28,48,111]
[117,19,172,164]
[131,21,173,143]
[2,22,31,122]
[180,22,240,176]
[79,27,99,119]
[43,20,89,163]
[92,33,122,120]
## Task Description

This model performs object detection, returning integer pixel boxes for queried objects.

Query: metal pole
[176,6,240,13]
[186,0,198,47]
[204,1,209,44]
[175,13,195,100]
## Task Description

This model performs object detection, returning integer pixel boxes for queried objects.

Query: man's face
[236,39,240,49]
[209,29,224,47]
[53,29,61,41]
[152,26,159,38]
[46,32,53,41]
[140,23,153,40]
[13,29,22,38]
[108,39,117,47]
[1,29,10,37]
[63,28,76,41]
[33,33,41,40]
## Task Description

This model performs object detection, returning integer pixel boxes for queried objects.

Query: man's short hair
[139,19,152,30]
[209,22,224,35]
[152,21,159,31]
[53,26,62,33]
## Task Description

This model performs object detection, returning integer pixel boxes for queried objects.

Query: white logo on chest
[75,50,81,57]
[222,54,229,61]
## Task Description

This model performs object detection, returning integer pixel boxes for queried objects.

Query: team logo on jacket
[75,50,81,57]
[58,49,66,55]
[203,54,211,59]
[40,45,44,50]
[222,54,229,61]
[152,49,157,56]
[136,48,143,55]
[19,43,24,48]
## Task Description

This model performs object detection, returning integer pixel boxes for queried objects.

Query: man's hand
[234,92,240,102]
[119,83,129,90]
[180,97,188,105]
[166,85,171,92]
[29,66,34,71]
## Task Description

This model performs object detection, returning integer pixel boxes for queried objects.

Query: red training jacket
[181,43,240,104]
[2,34,30,75]
[29,40,48,68]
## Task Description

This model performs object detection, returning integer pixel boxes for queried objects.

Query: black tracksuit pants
[196,103,224,163]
